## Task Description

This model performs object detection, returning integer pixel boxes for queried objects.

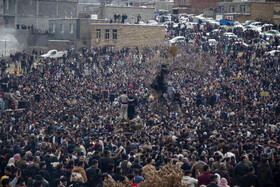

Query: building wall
[48,40,71,51]
[76,19,91,49]
[190,0,217,9]
[236,15,251,23]
[49,18,106,49]
[251,2,274,21]
[49,19,78,43]
[216,2,251,14]
[273,2,280,24]
[2,0,78,30]
[216,1,273,22]
[101,7,155,23]
[155,1,173,12]
[173,0,217,14]
[91,24,165,49]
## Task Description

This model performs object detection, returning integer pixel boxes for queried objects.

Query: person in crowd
[181,170,198,187]
[198,165,212,187]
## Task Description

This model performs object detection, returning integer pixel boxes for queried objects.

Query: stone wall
[251,2,274,21]
[91,23,165,49]
[191,0,217,9]
[273,2,280,24]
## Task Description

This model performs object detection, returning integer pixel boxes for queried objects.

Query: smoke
[0,27,23,57]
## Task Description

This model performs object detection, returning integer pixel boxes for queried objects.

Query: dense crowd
[0,18,280,187]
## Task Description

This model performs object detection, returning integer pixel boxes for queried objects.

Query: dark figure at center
[128,92,137,120]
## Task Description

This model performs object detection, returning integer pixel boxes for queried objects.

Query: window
[113,29,117,40]
[49,23,55,33]
[70,24,74,34]
[240,5,245,12]
[60,24,64,33]
[219,6,224,13]
[181,0,184,5]
[105,29,110,40]
[229,5,235,13]
[6,0,9,9]
[175,0,178,6]
[96,29,101,39]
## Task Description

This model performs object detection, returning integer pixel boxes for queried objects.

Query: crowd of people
[0,16,280,187]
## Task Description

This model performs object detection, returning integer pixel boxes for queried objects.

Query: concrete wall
[78,3,99,15]
[101,6,155,23]
[49,19,78,42]
[3,0,78,30]
[77,19,91,49]
[155,1,173,12]
[48,18,93,49]
[91,23,165,49]
[28,33,48,47]
[48,40,71,51]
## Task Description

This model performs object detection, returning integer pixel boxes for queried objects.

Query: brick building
[173,0,217,14]
[91,23,165,49]
[216,0,274,23]
[267,0,280,24]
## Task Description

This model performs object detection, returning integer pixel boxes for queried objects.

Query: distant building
[0,0,78,30]
[49,18,110,49]
[91,23,165,49]
[78,2,99,18]
[216,0,274,23]
[0,0,15,28]
[172,0,217,14]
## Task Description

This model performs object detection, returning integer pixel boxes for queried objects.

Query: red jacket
[197,172,212,187]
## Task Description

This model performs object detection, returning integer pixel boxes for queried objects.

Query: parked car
[235,41,249,48]
[266,50,280,56]
[243,25,261,33]
[242,20,256,26]
[223,32,238,40]
[262,30,280,38]
[208,39,218,46]
[168,36,185,46]
[249,21,263,27]
[41,50,67,59]
[146,20,158,25]
[162,21,178,28]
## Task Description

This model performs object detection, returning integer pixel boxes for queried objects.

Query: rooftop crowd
[0,18,280,187]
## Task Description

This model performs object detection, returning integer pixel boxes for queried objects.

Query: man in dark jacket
[235,156,249,185]
[207,174,219,187]
[86,159,101,187]
[273,158,280,187]
[101,150,114,173]
[241,167,259,187]
[112,166,125,183]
